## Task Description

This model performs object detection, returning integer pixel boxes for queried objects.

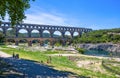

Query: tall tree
[0,32,5,43]
[0,0,34,26]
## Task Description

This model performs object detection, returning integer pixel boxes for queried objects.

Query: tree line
[73,28,120,44]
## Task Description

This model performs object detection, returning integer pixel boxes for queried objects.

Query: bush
[76,48,85,54]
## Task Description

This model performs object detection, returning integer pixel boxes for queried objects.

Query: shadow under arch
[19,39,28,46]
[32,39,40,46]
[7,39,15,45]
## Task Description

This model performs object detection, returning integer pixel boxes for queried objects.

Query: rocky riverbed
[78,43,120,53]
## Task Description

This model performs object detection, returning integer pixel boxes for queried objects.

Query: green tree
[0,0,34,26]
[73,28,120,44]
[0,32,5,44]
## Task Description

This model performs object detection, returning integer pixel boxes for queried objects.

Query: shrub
[76,48,85,54]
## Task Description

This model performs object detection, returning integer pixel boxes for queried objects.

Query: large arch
[42,30,50,38]
[31,29,40,38]
[73,32,79,37]
[53,31,62,38]
[18,29,28,38]
[65,31,72,38]
[6,28,15,37]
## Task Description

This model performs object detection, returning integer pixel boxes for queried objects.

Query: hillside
[73,28,120,44]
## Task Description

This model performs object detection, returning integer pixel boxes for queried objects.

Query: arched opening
[43,30,50,38]
[32,39,40,46]
[73,32,79,37]
[18,29,28,38]
[0,28,3,33]
[7,39,15,45]
[43,39,50,46]
[19,39,28,46]
[31,30,39,38]
[65,31,71,38]
[6,28,15,37]
[53,31,62,38]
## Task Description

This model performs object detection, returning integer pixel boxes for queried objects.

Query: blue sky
[23,0,120,30]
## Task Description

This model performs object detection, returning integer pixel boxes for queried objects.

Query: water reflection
[84,50,110,57]
[84,50,120,58]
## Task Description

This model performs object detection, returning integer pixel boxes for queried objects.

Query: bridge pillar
[15,40,19,46]
[79,32,82,37]
[28,30,31,38]
[39,30,43,38]
[3,27,6,36]
[40,41,44,46]
[60,39,66,46]
[62,32,65,38]
[28,40,32,46]
[71,32,74,38]
[50,40,55,46]
[50,31,54,38]
[15,28,19,37]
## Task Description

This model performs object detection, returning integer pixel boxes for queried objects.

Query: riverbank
[0,45,119,78]
[78,43,120,54]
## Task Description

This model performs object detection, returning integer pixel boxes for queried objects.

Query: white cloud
[24,12,69,26]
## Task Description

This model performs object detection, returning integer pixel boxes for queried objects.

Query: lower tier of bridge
[6,38,72,46]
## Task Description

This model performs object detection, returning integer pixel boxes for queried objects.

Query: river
[84,50,120,58]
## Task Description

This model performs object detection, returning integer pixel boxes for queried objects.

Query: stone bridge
[0,22,92,46]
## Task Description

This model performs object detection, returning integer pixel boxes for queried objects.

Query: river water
[84,50,120,57]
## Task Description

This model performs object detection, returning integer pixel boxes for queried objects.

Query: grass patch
[0,47,117,78]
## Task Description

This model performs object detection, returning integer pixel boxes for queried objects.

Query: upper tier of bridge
[0,22,92,38]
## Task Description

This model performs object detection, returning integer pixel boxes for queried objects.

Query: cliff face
[79,43,120,53]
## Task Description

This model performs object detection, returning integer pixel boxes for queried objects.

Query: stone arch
[32,39,40,43]
[31,29,40,38]
[19,39,28,46]
[43,39,51,46]
[73,32,79,37]
[32,39,40,46]
[53,31,62,38]
[19,39,28,43]
[18,29,28,38]
[42,30,50,38]
[7,39,15,45]
[6,28,15,37]
[65,31,72,38]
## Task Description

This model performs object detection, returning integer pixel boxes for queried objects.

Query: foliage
[55,42,61,47]
[73,28,120,44]
[0,0,34,26]
[0,32,5,44]
[76,48,85,54]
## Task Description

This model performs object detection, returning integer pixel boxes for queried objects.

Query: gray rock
[78,43,120,53]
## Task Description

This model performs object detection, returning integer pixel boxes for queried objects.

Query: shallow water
[84,50,110,57]
[84,50,120,58]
